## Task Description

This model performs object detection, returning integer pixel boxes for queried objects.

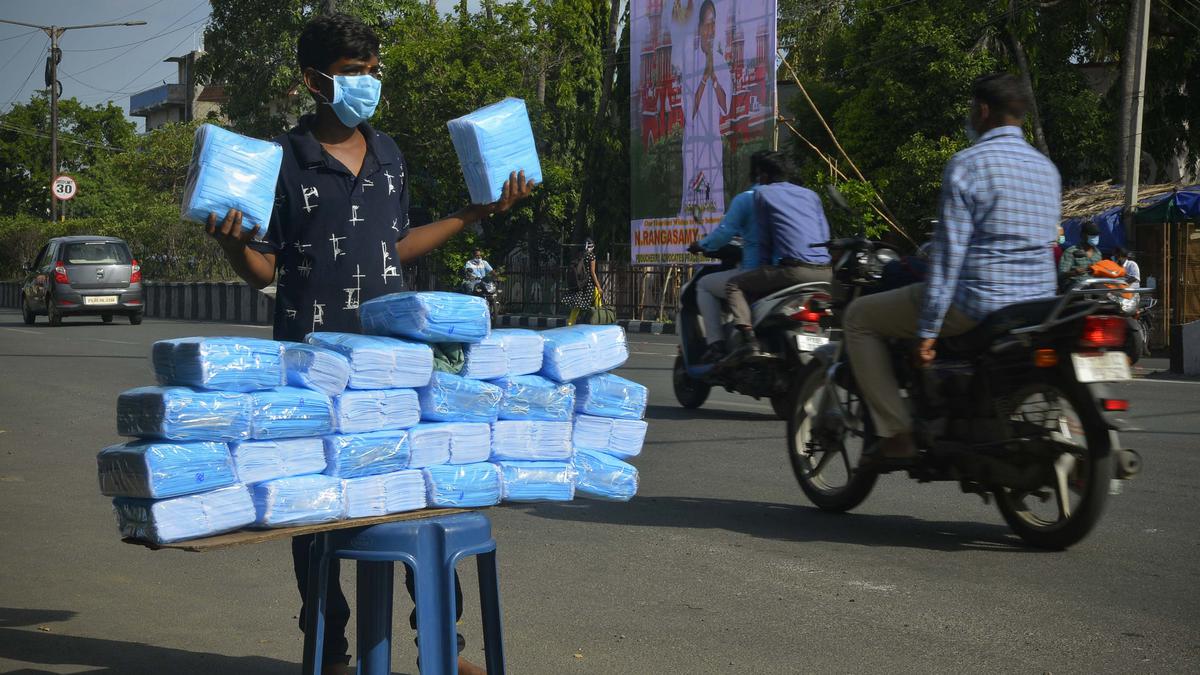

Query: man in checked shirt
[843,73,1061,462]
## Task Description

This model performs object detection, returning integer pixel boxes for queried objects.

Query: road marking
[87,338,139,345]
[2,328,40,335]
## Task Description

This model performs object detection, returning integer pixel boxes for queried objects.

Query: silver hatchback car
[21,236,145,326]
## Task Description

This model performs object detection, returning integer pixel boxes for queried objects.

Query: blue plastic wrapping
[493,375,576,421]
[229,438,327,485]
[284,343,351,397]
[497,461,575,502]
[117,386,252,441]
[322,430,411,479]
[539,326,629,382]
[181,124,283,234]
[462,335,506,380]
[490,420,573,461]
[443,422,492,464]
[97,440,236,499]
[447,98,544,205]
[341,470,428,518]
[417,372,503,423]
[573,373,648,420]
[152,337,285,392]
[572,448,639,501]
[572,415,647,459]
[360,292,491,344]
[423,462,502,507]
[114,484,255,544]
[251,474,344,528]
[249,387,334,440]
[333,389,420,433]
[408,423,453,468]
[306,332,434,389]
[495,328,544,376]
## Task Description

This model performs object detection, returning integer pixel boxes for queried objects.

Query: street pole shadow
[644,404,777,422]
[512,496,1041,553]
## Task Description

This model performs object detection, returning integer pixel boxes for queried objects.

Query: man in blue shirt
[462,247,494,290]
[685,151,770,362]
[723,152,832,358]
[206,15,532,675]
[843,73,1060,462]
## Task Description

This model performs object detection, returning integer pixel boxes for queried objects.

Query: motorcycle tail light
[1102,399,1129,412]
[790,293,832,324]
[1079,315,1126,348]
[1033,349,1058,367]
[130,260,142,284]
[790,309,824,323]
[53,262,69,284]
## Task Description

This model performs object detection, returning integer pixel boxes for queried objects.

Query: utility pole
[1123,0,1152,248]
[0,18,146,222]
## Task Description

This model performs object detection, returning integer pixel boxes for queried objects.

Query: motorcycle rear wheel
[787,360,878,512]
[672,354,711,409]
[993,380,1113,550]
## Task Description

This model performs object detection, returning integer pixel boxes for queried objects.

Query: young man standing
[206,14,533,674]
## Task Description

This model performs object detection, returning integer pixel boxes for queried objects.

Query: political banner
[629,0,777,265]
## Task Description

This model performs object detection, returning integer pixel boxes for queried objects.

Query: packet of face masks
[180,124,283,235]
[447,98,544,205]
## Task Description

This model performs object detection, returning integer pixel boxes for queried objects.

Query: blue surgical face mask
[314,70,381,127]
[964,116,980,144]
[1087,235,1100,247]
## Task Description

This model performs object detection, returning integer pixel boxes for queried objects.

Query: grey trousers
[726,263,832,328]
[696,268,743,345]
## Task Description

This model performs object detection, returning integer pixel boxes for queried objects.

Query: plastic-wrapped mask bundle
[572,448,639,501]
[491,420,573,461]
[306,332,433,389]
[333,389,420,433]
[249,387,334,440]
[417,372,503,423]
[341,470,428,518]
[181,124,283,234]
[117,386,252,442]
[497,461,575,502]
[407,424,453,467]
[462,334,506,380]
[360,292,491,343]
[572,415,647,459]
[447,98,544,205]
[113,484,255,544]
[423,462,502,507]
[495,329,544,376]
[284,344,351,397]
[493,375,576,421]
[97,440,237,499]
[573,373,648,420]
[229,438,327,485]
[444,422,492,464]
[539,326,629,382]
[152,337,285,392]
[251,474,344,528]
[323,430,411,479]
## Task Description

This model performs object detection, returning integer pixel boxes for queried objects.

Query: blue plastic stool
[301,512,505,675]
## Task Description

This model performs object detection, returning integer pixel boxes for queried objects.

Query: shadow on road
[0,320,123,328]
[514,496,1037,553]
[0,354,147,360]
[645,404,776,423]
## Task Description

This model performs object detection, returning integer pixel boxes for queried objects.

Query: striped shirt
[919,126,1061,338]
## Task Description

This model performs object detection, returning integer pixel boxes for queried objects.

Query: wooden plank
[123,507,473,553]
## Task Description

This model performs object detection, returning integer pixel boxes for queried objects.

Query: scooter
[673,244,832,419]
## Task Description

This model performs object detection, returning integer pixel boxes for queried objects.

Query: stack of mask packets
[100,296,650,544]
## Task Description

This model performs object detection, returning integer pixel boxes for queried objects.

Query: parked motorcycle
[673,244,832,419]
[786,231,1145,550]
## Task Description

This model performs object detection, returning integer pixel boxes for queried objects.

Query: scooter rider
[724,153,833,359]
[463,247,493,291]
[843,73,1061,463]
[686,151,772,363]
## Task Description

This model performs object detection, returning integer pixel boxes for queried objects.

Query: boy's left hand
[487,170,537,214]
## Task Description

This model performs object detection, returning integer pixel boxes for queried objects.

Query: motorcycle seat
[938,296,1063,356]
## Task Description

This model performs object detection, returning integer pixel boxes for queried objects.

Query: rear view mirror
[826,185,852,213]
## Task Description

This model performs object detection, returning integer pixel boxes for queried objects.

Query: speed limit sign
[52,175,77,201]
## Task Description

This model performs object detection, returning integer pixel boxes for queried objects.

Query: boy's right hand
[206,209,261,251]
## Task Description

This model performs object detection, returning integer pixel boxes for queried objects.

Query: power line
[1161,1,1200,33]
[61,14,207,53]
[104,0,173,24]
[115,22,205,94]
[69,3,208,75]
[0,120,127,152]
[3,35,48,110]
[0,30,36,74]
[0,28,38,42]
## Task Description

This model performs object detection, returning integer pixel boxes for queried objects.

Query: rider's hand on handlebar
[914,338,936,368]
[687,241,704,255]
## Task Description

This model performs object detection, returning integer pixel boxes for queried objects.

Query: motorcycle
[673,243,833,419]
[464,272,501,322]
[786,226,1146,550]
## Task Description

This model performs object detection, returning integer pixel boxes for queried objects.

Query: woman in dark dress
[565,238,602,325]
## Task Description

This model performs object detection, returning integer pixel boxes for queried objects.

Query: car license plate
[1072,352,1131,383]
[794,334,829,352]
[84,295,118,306]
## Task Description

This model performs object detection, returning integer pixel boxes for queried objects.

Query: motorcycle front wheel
[992,380,1113,550]
[786,360,878,512]
[672,354,711,409]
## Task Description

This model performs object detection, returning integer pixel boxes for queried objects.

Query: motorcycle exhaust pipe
[1115,448,1142,479]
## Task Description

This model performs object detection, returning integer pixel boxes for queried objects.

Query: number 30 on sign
[52,175,77,201]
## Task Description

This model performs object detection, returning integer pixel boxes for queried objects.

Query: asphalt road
[0,309,1197,674]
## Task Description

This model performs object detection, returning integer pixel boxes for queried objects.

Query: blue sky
[0,0,481,129]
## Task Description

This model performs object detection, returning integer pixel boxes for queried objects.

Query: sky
[0,0,481,130]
